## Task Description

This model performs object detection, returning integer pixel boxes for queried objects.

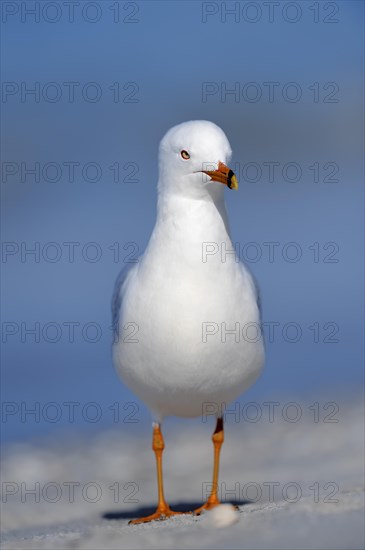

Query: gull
[112,120,265,524]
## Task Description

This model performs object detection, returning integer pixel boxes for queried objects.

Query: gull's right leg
[129,422,188,524]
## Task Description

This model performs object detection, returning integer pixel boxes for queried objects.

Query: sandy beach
[1,398,364,549]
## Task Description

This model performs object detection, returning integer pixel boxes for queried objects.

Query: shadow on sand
[102,500,249,521]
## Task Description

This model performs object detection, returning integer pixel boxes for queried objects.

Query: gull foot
[129,505,190,525]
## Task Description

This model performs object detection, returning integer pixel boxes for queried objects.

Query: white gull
[112,120,265,523]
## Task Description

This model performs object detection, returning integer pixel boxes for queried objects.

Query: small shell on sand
[201,504,240,528]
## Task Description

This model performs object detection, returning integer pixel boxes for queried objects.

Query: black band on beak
[227,170,235,189]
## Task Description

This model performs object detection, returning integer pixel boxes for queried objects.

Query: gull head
[158,120,238,199]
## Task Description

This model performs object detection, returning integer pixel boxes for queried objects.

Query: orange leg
[194,417,224,515]
[129,423,187,524]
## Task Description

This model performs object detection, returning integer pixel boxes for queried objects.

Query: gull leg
[129,423,187,524]
[194,417,224,515]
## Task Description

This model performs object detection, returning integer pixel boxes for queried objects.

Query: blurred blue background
[1,0,364,445]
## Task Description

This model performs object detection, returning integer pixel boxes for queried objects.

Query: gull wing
[111,262,139,333]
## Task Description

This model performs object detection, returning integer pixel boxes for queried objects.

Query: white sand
[1,399,364,549]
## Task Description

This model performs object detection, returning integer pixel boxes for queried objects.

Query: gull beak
[201,161,238,190]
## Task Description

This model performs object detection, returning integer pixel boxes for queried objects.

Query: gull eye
[180,150,190,160]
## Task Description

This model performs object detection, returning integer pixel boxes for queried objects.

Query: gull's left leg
[194,416,224,515]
